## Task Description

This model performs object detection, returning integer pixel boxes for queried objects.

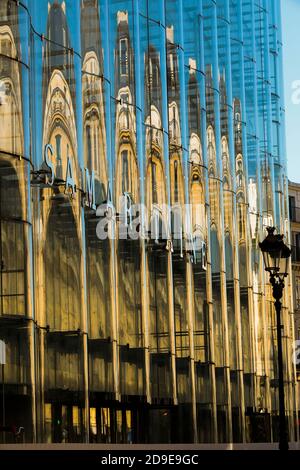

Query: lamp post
[259,227,291,451]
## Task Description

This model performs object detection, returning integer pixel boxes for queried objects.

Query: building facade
[0,0,297,444]
[288,181,300,414]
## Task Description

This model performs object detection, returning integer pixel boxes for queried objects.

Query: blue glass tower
[0,0,296,444]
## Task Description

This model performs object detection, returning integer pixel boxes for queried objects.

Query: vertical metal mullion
[177,0,198,443]
[103,0,120,402]
[209,0,233,443]
[198,0,218,443]
[133,0,151,405]
[160,0,178,407]
[221,0,246,443]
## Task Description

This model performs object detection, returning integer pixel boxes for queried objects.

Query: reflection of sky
[282,0,300,183]
[25,0,292,182]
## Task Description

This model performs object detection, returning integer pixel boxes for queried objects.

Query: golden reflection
[0,24,23,155]
[37,1,84,443]
[81,0,107,203]
[0,3,33,444]
[222,136,233,235]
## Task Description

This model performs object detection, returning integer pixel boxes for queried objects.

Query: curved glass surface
[0,0,295,444]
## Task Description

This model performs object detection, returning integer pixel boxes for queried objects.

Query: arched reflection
[40,2,84,443]
[222,136,234,283]
[0,2,23,155]
[81,3,114,442]
[221,135,235,362]
[187,63,213,443]
[43,2,76,111]
[234,98,253,414]
[166,28,187,353]
[114,12,139,205]
[207,117,228,442]
[81,0,110,333]
[114,10,143,404]
[166,28,192,438]
[206,62,228,441]
[207,125,220,264]
[42,67,78,180]
[144,44,171,407]
[81,0,107,203]
[220,72,241,439]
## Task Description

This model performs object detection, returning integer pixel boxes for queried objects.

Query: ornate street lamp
[259,227,291,451]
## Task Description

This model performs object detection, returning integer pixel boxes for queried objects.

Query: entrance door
[89,407,112,443]
[44,403,83,443]
[89,405,148,443]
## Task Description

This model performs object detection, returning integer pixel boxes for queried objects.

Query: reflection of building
[81,0,107,203]
[0,8,23,155]
[0,0,297,445]
[0,0,34,444]
[39,1,83,444]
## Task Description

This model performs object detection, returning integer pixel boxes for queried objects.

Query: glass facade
[0,0,297,444]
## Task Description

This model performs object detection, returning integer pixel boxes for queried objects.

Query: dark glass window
[120,38,128,76]
[188,79,200,133]
[87,125,92,170]
[0,39,11,75]
[122,150,129,194]
[174,160,178,203]
[55,134,61,160]
[149,57,160,109]
[55,134,62,178]
[93,126,98,172]
[151,161,158,204]
[289,196,296,222]
[296,233,300,261]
